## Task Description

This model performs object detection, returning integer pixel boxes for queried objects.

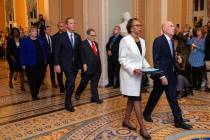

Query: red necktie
[91,41,97,55]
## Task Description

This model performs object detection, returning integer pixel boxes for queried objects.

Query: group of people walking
[6,15,202,139]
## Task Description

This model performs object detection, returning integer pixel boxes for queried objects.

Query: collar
[164,34,172,42]
[45,34,50,38]
[67,31,74,37]
[87,39,93,46]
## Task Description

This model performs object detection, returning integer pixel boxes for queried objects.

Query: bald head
[57,22,66,33]
[162,21,175,38]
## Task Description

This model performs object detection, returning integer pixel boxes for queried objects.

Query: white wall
[108,0,132,36]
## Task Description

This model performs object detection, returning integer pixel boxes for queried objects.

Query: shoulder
[60,32,67,37]
[154,35,165,43]
[53,32,61,38]
[121,35,131,42]
[7,37,14,43]
[82,39,88,45]
[117,35,123,40]
[21,37,30,43]
[139,37,145,42]
[74,32,81,38]
[119,35,123,39]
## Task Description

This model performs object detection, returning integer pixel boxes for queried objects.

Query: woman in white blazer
[119,18,151,140]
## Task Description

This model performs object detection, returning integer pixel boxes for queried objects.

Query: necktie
[47,35,52,53]
[70,33,74,48]
[109,35,117,49]
[91,41,97,55]
[168,39,173,56]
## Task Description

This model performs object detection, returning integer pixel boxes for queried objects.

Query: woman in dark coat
[6,28,25,91]
[20,27,48,100]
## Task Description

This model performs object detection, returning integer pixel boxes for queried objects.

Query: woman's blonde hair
[28,26,38,33]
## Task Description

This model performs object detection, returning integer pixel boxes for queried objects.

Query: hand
[161,77,168,85]
[22,65,26,70]
[107,50,112,56]
[133,69,141,76]
[176,55,182,64]
[55,65,61,73]
[192,43,197,48]
[83,64,88,72]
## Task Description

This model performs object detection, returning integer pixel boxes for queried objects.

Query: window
[194,0,205,11]
[200,0,204,10]
[195,0,199,11]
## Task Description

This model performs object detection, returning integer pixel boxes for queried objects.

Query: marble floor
[0,60,210,140]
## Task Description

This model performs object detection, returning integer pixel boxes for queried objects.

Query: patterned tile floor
[0,60,210,140]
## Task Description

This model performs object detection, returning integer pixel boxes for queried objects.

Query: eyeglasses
[132,24,143,27]
[90,34,96,37]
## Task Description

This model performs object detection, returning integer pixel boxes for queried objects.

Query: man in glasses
[75,28,103,104]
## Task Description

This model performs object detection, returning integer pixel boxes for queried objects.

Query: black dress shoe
[65,107,75,112]
[205,87,210,92]
[32,96,40,101]
[52,84,58,88]
[113,85,120,89]
[91,99,103,104]
[143,115,153,122]
[122,122,136,130]
[175,122,192,130]
[105,84,113,88]
[140,133,151,140]
[65,103,75,112]
[60,88,65,93]
[75,94,80,100]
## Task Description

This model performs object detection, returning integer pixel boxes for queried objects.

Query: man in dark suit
[105,26,123,88]
[75,28,103,104]
[52,22,66,93]
[143,21,192,130]
[43,26,57,87]
[54,17,82,112]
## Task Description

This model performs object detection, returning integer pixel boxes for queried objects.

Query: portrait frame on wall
[26,0,38,26]
[5,0,14,32]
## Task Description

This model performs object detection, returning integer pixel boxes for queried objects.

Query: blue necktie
[70,33,74,48]
[168,39,173,56]
[110,35,118,49]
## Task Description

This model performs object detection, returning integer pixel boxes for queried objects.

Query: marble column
[83,0,109,86]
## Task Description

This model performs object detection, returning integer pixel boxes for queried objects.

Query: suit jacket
[20,37,48,66]
[6,37,21,63]
[80,39,101,75]
[153,34,176,80]
[205,34,210,61]
[106,34,123,62]
[43,34,53,55]
[119,35,149,96]
[54,32,82,71]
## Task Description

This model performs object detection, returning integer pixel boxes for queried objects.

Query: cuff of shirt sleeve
[160,76,166,79]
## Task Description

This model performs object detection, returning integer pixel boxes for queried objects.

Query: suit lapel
[64,32,73,49]
[85,39,98,56]
[126,35,142,58]
[162,35,174,59]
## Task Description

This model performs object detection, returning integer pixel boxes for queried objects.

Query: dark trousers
[107,56,120,86]
[76,70,101,101]
[57,70,65,91]
[47,54,56,85]
[107,56,114,85]
[191,66,204,89]
[25,64,45,99]
[63,68,78,108]
[143,74,183,123]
